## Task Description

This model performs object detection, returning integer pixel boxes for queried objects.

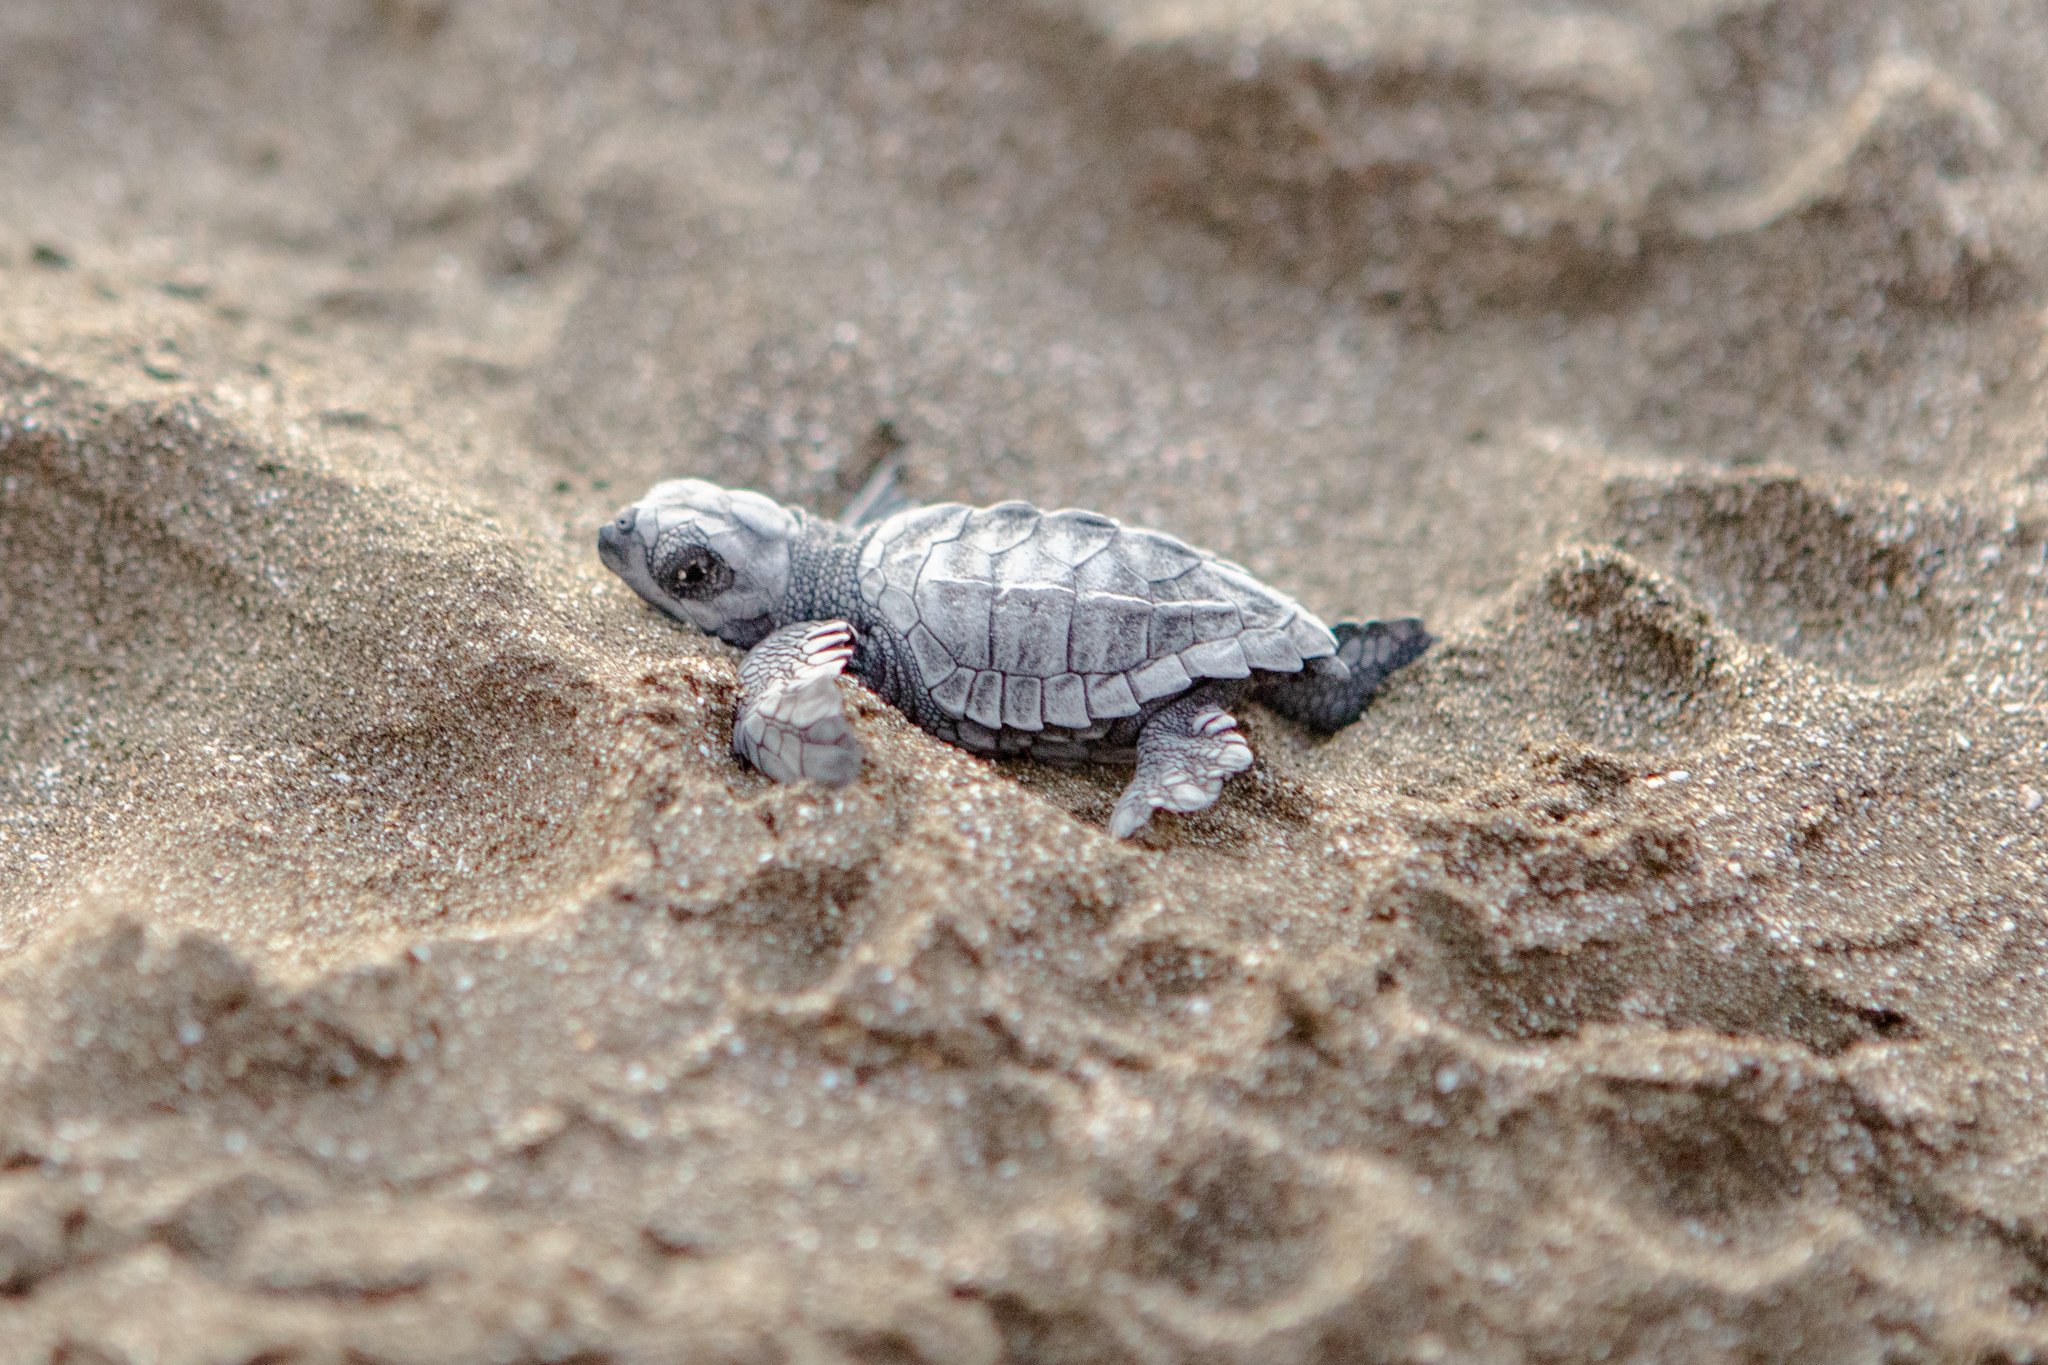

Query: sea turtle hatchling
[598,476,1431,837]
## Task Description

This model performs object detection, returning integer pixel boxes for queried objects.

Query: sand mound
[5,0,2048,1359]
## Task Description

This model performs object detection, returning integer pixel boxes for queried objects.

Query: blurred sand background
[5,1,2048,1359]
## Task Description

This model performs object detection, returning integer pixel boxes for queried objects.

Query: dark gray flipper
[839,455,910,529]
[1257,617,1432,734]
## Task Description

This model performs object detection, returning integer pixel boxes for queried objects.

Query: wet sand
[5,1,2048,1359]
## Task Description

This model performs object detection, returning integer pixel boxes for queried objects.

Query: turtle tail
[1258,618,1433,734]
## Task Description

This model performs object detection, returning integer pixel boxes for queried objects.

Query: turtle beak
[597,508,636,575]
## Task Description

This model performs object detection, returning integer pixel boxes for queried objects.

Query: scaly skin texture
[776,518,936,728]
[599,482,1431,833]
[781,513,865,626]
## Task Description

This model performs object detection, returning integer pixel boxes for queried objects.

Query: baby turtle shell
[856,501,1336,739]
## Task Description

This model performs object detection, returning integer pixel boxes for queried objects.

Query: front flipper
[733,621,864,786]
[1109,691,1254,839]
[838,450,909,528]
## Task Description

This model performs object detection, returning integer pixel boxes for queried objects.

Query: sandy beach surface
[5,1,2048,1360]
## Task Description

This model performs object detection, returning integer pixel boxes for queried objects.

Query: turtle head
[598,479,800,648]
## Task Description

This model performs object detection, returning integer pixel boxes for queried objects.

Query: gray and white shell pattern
[856,500,1336,750]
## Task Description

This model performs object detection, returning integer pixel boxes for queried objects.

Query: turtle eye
[665,546,726,599]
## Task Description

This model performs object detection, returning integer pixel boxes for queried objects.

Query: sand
[3,0,2048,1359]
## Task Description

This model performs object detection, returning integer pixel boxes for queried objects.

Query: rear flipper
[1109,691,1254,839]
[1257,618,1432,735]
